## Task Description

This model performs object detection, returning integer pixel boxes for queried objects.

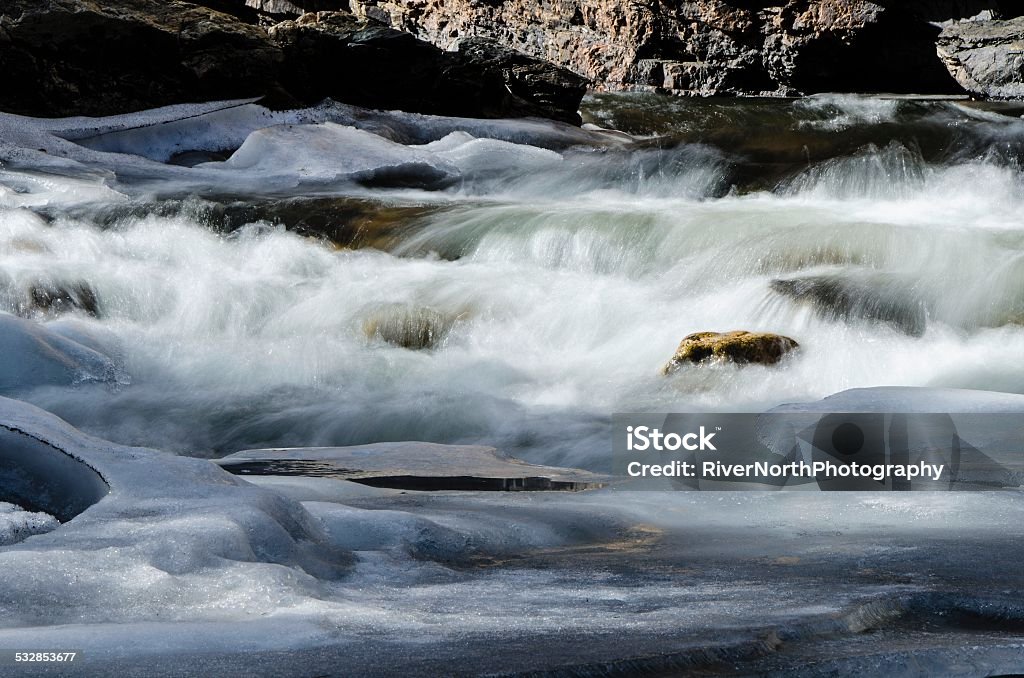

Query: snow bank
[0,98,621,205]
[2,394,1024,675]
[205,122,459,190]
[0,503,58,546]
[417,132,563,177]
[0,396,350,628]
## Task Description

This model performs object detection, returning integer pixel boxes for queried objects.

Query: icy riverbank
[1,394,1023,675]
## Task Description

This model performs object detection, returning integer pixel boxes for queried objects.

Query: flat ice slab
[217,442,608,491]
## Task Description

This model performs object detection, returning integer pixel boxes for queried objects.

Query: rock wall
[339,0,1023,97]
[0,1,586,121]
[938,15,1024,98]
[3,0,1023,120]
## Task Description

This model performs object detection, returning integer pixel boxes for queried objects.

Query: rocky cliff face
[340,0,1023,97]
[3,0,1023,121]
[0,0,286,117]
[0,1,586,121]
[938,15,1024,98]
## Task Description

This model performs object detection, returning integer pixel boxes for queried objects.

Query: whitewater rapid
[4,94,1024,676]
[2,94,1024,468]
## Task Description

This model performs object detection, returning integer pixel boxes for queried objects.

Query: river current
[2,93,1024,469]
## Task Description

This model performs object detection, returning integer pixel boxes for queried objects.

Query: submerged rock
[227,197,439,248]
[362,303,466,350]
[938,16,1024,99]
[770,275,927,337]
[662,331,799,373]
[17,281,100,319]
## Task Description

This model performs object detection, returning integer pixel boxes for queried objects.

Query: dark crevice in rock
[226,460,602,491]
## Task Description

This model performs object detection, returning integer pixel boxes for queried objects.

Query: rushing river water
[2,93,1024,468]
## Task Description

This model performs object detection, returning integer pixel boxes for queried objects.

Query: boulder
[0,273,100,319]
[0,0,288,117]
[0,1,587,123]
[21,281,100,319]
[770,275,927,337]
[937,16,1024,98]
[344,0,989,96]
[362,303,467,350]
[269,12,588,124]
[662,331,799,373]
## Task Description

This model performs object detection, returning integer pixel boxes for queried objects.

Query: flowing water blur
[3,93,1024,469]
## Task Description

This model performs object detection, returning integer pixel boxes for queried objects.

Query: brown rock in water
[362,303,467,350]
[662,331,799,373]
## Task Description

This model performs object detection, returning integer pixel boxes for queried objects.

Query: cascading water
[2,93,1024,470]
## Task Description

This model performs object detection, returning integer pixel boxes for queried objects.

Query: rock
[938,16,1024,99]
[0,1,587,124]
[268,12,588,124]
[0,0,289,117]
[362,303,467,350]
[345,0,1015,96]
[20,281,100,319]
[0,274,100,319]
[760,1,966,95]
[662,331,799,373]
[224,197,439,249]
[770,275,927,337]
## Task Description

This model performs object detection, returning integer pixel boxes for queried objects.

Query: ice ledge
[0,396,351,580]
[217,442,608,491]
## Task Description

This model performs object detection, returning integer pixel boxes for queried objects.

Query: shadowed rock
[0,2,587,124]
[268,12,588,124]
[662,331,799,373]
[0,0,288,118]
[770,275,927,337]
[340,0,982,96]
